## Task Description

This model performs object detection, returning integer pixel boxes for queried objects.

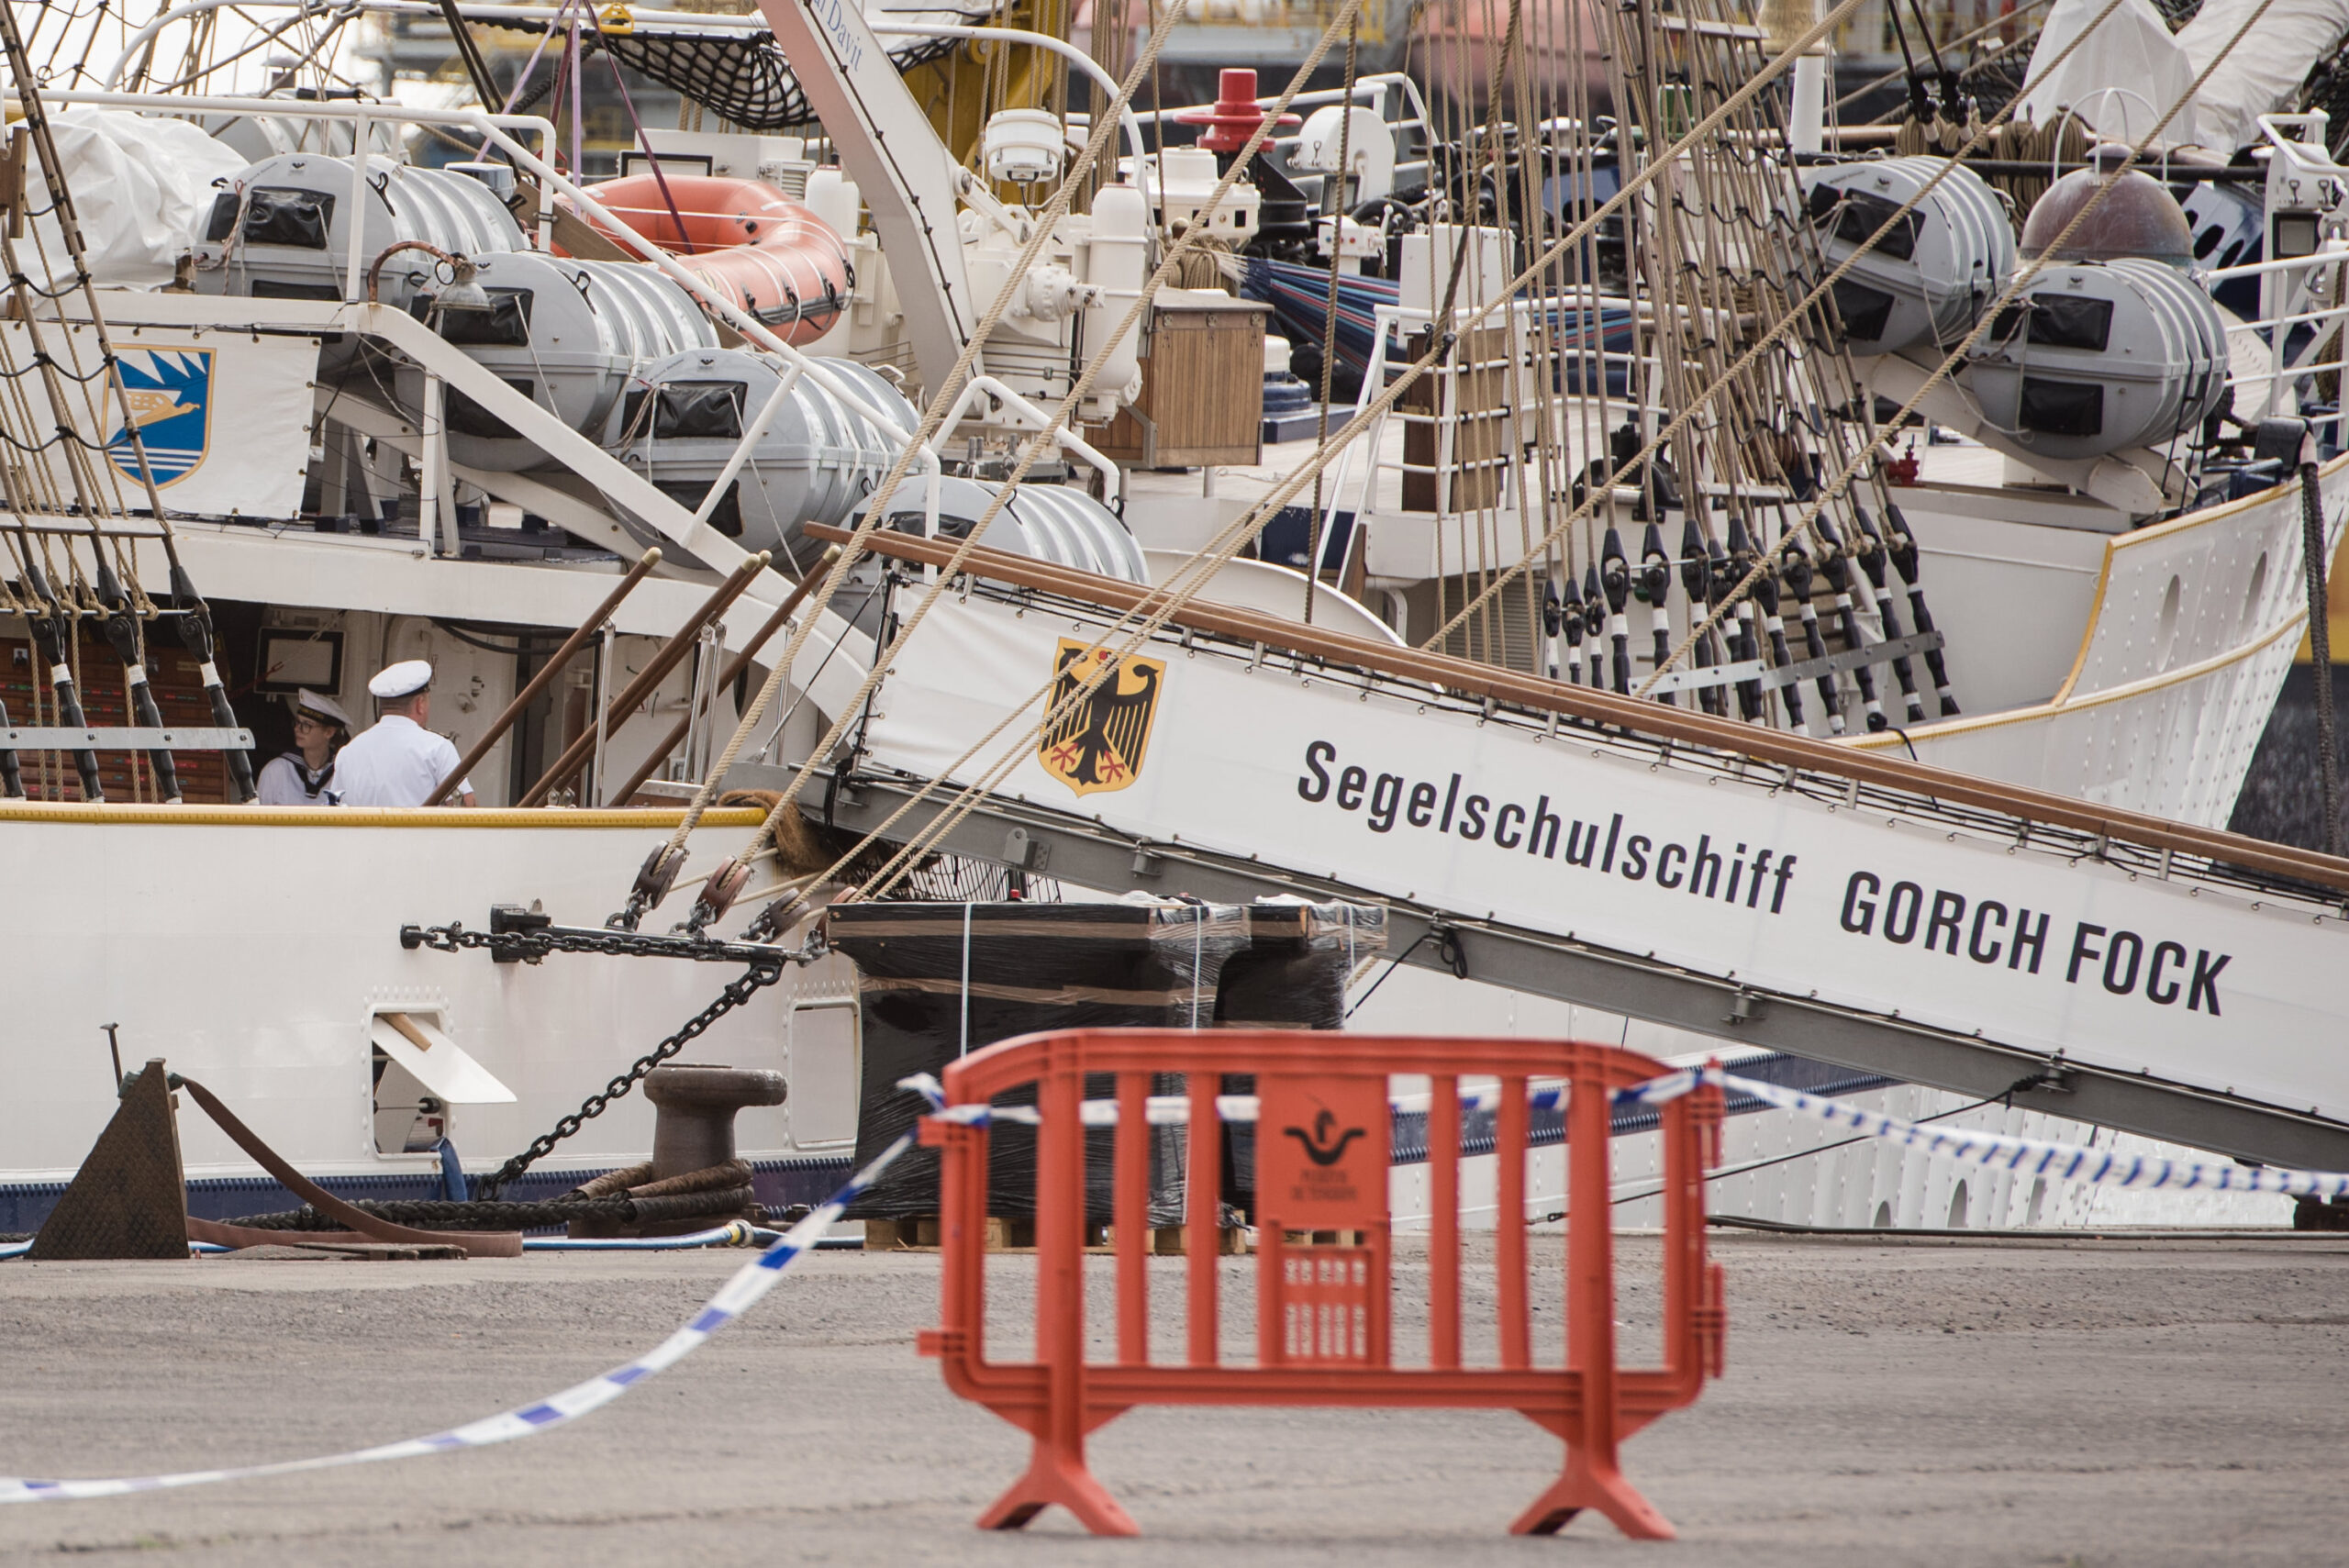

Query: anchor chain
[400,917,798,969]
[473,955,788,1198]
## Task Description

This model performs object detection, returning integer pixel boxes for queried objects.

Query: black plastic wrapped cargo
[1213,900,1387,1217]
[830,898,1248,1222]
[831,896,1385,1226]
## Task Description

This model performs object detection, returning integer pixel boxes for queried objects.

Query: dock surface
[0,1230,2342,1564]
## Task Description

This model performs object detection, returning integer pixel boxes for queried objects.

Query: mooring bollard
[643,1063,785,1179]
[562,1064,787,1240]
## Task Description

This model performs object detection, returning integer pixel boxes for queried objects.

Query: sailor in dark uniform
[254,688,350,805]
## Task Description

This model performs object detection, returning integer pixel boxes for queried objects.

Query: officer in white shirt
[254,688,351,805]
[332,660,476,807]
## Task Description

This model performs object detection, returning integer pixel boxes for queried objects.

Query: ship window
[621,382,747,441]
[444,379,535,440]
[413,286,533,347]
[2019,377,2103,437]
[1830,279,1895,342]
[2025,294,2112,352]
[240,187,335,250]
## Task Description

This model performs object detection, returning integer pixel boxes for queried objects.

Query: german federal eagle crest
[1039,639,1164,796]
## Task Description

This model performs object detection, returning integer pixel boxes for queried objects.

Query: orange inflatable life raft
[569,172,851,345]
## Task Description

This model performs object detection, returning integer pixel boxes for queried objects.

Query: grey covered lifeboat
[1961,169,2226,462]
[853,473,1147,583]
[1803,157,2015,357]
[193,152,524,331]
[604,348,917,565]
[392,252,719,473]
[1959,258,2230,462]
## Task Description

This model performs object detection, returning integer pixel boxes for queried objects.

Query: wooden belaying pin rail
[518,550,771,808]
[427,547,662,806]
[605,547,841,806]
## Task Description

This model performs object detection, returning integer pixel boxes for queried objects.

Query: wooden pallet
[1109,1224,1252,1256]
[863,1216,1106,1253]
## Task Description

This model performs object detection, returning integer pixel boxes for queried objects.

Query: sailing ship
[1,0,2344,1241]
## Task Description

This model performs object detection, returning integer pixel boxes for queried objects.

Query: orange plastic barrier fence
[916,1029,1727,1537]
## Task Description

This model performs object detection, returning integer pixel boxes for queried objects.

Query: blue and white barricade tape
[905,1066,2349,1198]
[1699,1067,2349,1197]
[899,1072,1580,1128]
[0,1079,945,1506]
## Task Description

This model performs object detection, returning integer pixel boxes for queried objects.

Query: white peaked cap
[294,688,351,727]
[368,659,434,699]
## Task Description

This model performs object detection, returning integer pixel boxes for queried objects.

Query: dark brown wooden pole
[518,550,771,807]
[606,547,841,806]
[427,547,663,806]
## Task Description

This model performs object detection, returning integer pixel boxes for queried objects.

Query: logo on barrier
[1040,639,1164,797]
[1258,1074,1387,1229]
[1286,1107,1364,1166]
[106,347,214,486]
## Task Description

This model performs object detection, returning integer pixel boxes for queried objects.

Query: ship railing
[20,85,950,577]
[2203,239,2349,436]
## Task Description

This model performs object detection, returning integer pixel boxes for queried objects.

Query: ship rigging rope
[674,0,1385,923]
[1835,0,2058,112]
[778,0,2078,906]
[663,0,1884,922]
[1415,0,2135,660]
[1628,0,2286,700]
[630,0,1209,909]
[1304,11,1360,630]
[774,73,1931,904]
[752,0,2022,912]
[0,0,251,795]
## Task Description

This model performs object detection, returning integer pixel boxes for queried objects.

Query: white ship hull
[4,458,2334,1233]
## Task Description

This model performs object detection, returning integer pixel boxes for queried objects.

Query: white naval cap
[368,659,434,700]
[293,687,351,728]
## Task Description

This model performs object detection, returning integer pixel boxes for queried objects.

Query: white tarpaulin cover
[2018,0,2203,147]
[2178,0,2349,151]
[0,322,318,518]
[30,110,246,291]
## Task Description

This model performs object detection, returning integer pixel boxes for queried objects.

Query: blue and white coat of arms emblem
[106,348,214,486]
